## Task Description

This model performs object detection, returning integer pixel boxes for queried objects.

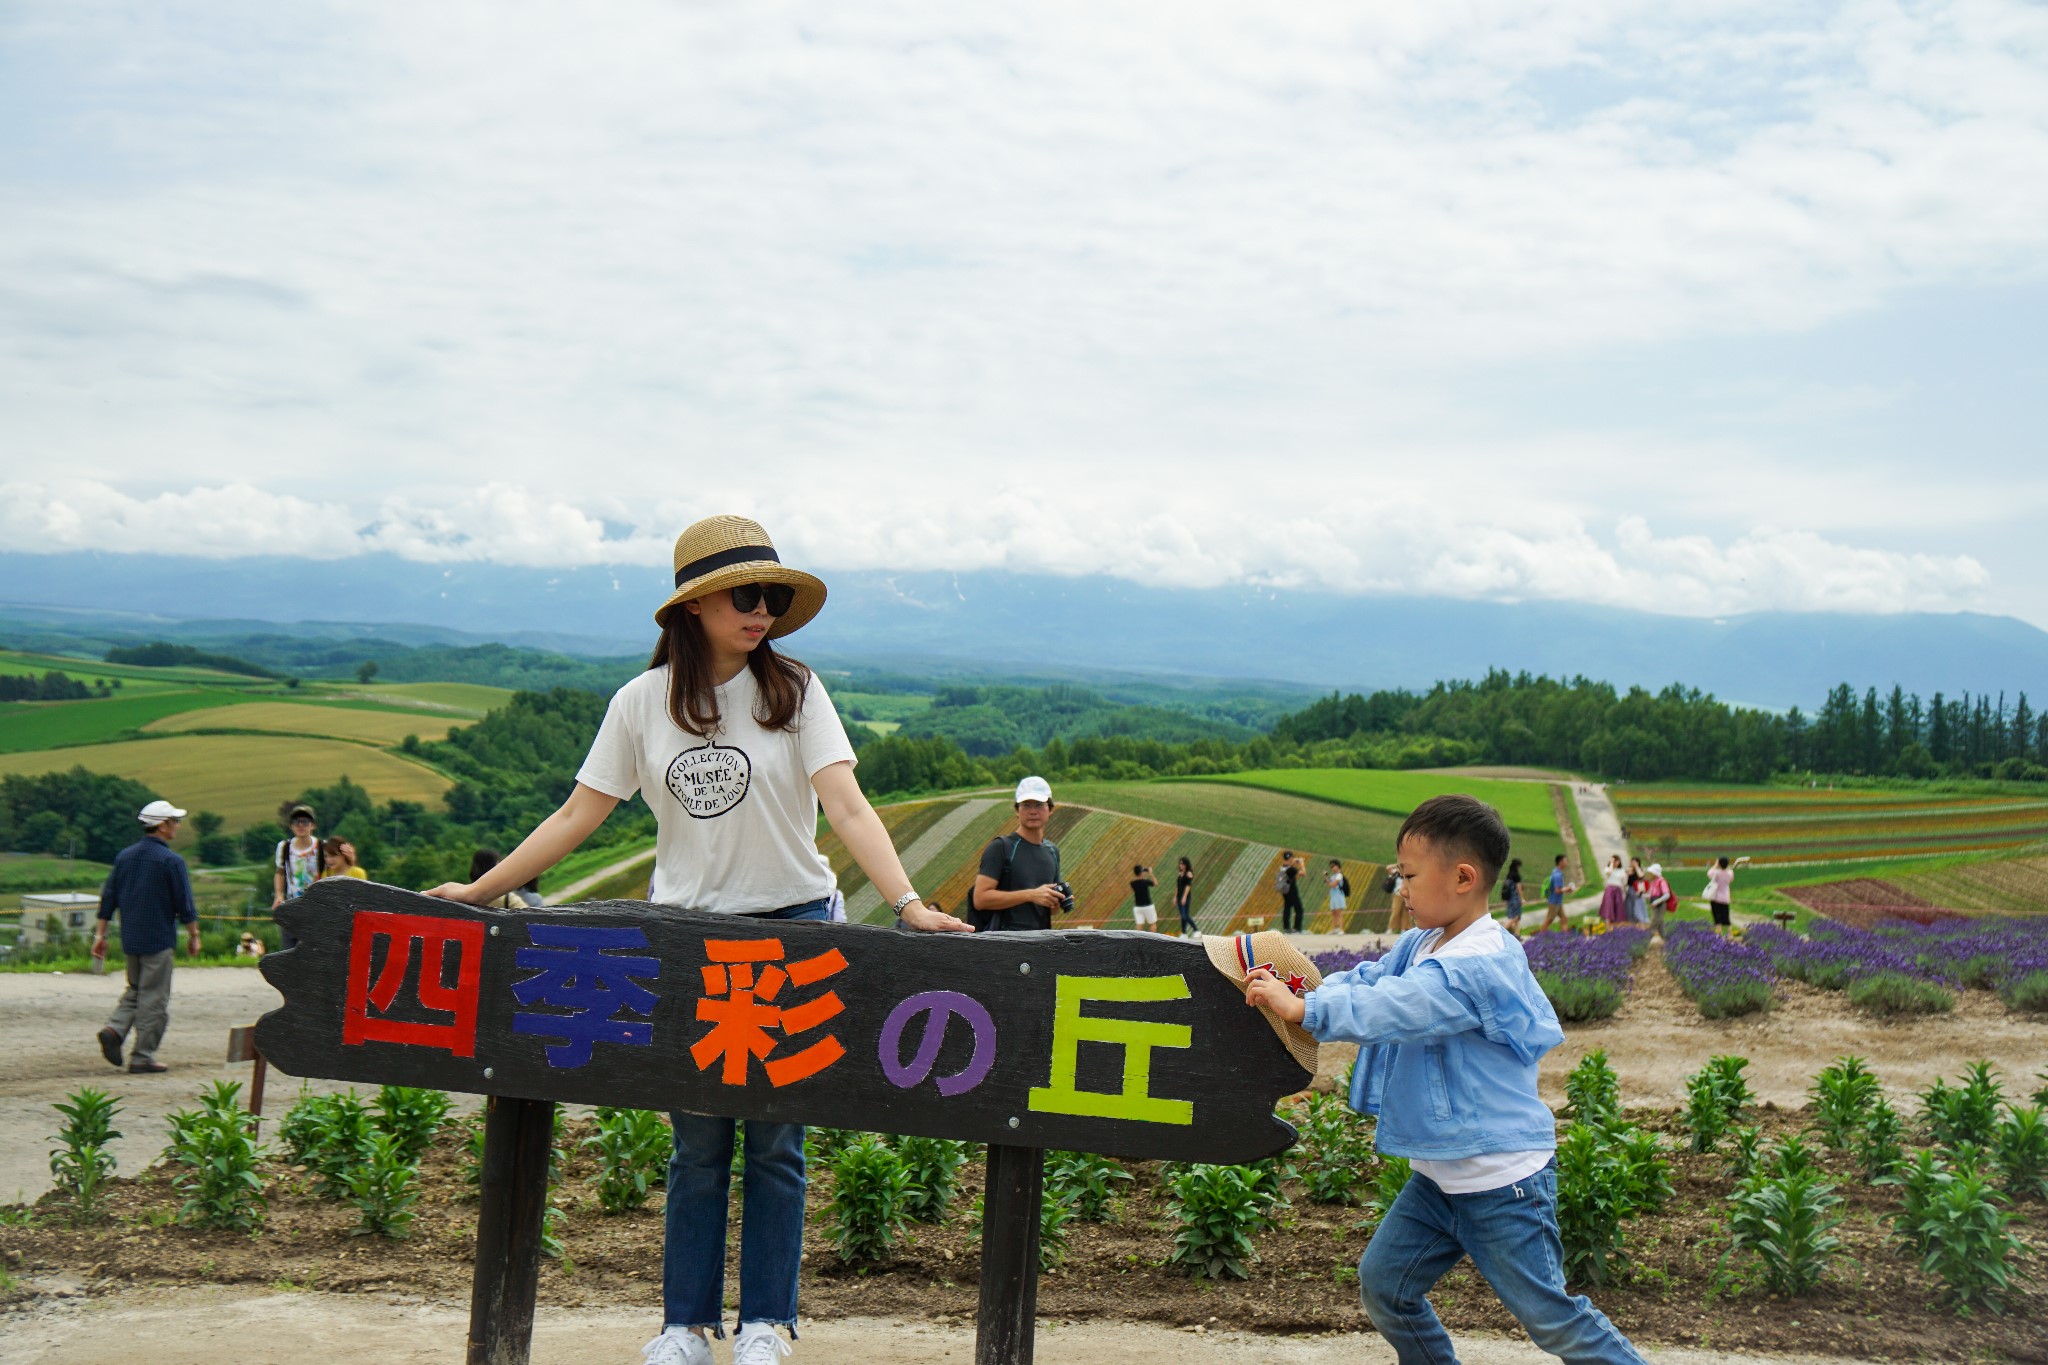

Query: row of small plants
[1747,915,2048,1016]
[1521,926,1651,1022]
[1685,1053,2048,1314]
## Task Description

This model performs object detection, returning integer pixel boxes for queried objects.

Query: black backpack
[965,834,1022,933]
[1339,871,1352,897]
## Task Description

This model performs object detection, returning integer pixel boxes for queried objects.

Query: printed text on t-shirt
[666,742,753,819]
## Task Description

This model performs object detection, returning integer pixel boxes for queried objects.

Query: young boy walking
[1247,795,1646,1365]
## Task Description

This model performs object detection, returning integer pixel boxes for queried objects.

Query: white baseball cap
[138,799,187,824]
[1648,863,1663,876]
[1014,775,1053,804]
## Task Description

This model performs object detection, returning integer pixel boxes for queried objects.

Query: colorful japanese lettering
[342,910,486,1057]
[1028,974,1194,1125]
[691,938,847,1087]
[510,924,661,1068]
[879,990,996,1097]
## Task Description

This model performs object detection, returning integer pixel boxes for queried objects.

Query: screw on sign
[256,882,1314,1365]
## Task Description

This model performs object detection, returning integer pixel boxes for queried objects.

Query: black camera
[1053,880,1074,914]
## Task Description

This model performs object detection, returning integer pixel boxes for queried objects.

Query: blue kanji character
[510,923,661,1068]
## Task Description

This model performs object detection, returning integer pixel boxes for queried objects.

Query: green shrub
[1724,1125,1764,1181]
[1609,1125,1672,1215]
[373,1085,451,1162]
[1563,1051,1622,1128]
[582,1108,671,1214]
[1044,1149,1129,1223]
[1724,1170,1842,1296]
[279,1088,373,1198]
[1921,1064,2003,1151]
[1358,1156,1411,1231]
[1536,972,1624,1023]
[1997,969,2048,1012]
[343,1129,419,1238]
[1847,972,1953,1016]
[1909,1165,2024,1315]
[1992,1104,2048,1202]
[1765,1133,1818,1181]
[897,1135,970,1223]
[1294,1091,1374,1204]
[163,1081,265,1231]
[825,1137,912,1265]
[1684,1069,1728,1154]
[1555,1123,1630,1287]
[1036,1187,1073,1271]
[1167,1163,1277,1280]
[1887,1149,1952,1254]
[1704,1056,1753,1122]
[1858,1098,1906,1180]
[47,1088,121,1219]
[1807,1056,1879,1150]
[458,1115,486,1197]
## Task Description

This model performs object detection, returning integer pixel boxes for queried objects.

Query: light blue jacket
[1301,925,1564,1160]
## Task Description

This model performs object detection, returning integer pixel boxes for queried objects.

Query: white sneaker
[733,1323,792,1365]
[641,1329,712,1365]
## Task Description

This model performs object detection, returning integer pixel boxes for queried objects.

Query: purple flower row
[1749,915,2048,992]
[1520,926,1648,990]
[1312,945,1387,976]
[1663,924,1777,1017]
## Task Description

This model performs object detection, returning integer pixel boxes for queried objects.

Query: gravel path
[0,1286,1891,1364]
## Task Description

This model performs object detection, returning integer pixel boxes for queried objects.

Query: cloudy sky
[3,1,2045,624]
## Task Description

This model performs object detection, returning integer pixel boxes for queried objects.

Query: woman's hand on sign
[1244,967,1307,1024]
[899,901,973,934]
[423,882,481,903]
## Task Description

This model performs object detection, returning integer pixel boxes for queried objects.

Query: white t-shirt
[1405,916,1554,1195]
[575,665,857,914]
[1602,864,1628,888]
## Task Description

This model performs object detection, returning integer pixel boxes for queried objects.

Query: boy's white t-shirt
[575,665,856,913]
[1405,916,1555,1194]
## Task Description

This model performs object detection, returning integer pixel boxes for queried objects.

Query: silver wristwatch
[891,890,923,915]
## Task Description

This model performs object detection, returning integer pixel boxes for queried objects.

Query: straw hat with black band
[654,515,828,639]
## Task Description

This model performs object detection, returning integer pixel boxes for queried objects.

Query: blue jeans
[1359,1160,1646,1365]
[663,897,831,1338]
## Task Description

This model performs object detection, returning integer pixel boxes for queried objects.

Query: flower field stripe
[1185,834,1249,925]
[1209,841,1284,934]
[1048,808,1117,870]
[1890,856,2048,914]
[915,801,1029,921]
[1064,816,1158,926]
[846,797,997,922]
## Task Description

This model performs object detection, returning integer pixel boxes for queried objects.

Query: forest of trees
[103,641,275,678]
[0,670,102,702]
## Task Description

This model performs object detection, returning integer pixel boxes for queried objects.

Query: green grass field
[0,852,115,893]
[0,735,453,826]
[0,648,268,689]
[1208,768,1560,833]
[1612,782,2048,866]
[1056,781,1407,861]
[0,690,249,753]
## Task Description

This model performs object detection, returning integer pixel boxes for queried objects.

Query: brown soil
[3,1097,2044,1362]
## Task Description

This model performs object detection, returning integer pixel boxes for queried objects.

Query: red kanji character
[690,938,847,1087]
[342,910,485,1056]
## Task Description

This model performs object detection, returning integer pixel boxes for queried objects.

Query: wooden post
[467,1095,556,1365]
[975,1144,1044,1365]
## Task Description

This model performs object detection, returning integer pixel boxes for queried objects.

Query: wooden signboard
[257,881,1313,1363]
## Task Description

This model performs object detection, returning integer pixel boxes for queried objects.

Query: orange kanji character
[690,938,848,1087]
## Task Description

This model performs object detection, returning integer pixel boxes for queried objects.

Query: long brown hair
[648,607,811,736]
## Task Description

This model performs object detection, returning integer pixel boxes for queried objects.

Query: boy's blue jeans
[1359,1160,1647,1365]
[662,897,831,1339]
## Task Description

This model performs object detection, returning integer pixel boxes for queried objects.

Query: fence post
[466,1095,555,1365]
[975,1144,1044,1365]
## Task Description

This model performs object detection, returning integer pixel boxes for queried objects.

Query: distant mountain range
[3,552,2044,710]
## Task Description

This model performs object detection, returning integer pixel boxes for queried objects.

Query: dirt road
[0,1285,1888,1364]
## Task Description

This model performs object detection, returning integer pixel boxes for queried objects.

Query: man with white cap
[91,799,201,1073]
[969,776,1067,932]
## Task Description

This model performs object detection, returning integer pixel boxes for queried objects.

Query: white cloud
[0,479,1990,618]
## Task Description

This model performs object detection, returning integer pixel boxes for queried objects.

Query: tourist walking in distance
[1173,855,1198,937]
[971,776,1067,932]
[1538,854,1573,932]
[1706,855,1736,933]
[1326,858,1350,932]
[91,799,201,1074]
[1624,856,1649,925]
[1643,863,1673,939]
[1278,849,1306,933]
[1500,857,1525,940]
[427,515,967,1365]
[1598,854,1628,926]
[1129,863,1159,931]
[1387,869,1412,935]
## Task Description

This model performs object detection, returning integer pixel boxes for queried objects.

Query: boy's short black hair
[1554,854,1567,865]
[1397,795,1511,884]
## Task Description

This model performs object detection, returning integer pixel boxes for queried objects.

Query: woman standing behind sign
[427,515,969,1365]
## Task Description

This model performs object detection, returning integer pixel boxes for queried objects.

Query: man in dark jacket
[91,799,202,1074]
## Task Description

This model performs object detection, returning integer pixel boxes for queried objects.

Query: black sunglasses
[730,582,795,617]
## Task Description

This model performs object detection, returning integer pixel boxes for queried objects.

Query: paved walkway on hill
[1573,781,1629,872]
[547,843,655,903]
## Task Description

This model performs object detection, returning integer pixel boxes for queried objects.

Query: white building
[17,892,101,949]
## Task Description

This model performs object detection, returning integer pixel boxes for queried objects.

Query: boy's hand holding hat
[1203,931,1321,1073]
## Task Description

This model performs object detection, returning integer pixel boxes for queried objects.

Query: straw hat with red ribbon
[1203,930,1323,1075]
[654,515,828,638]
